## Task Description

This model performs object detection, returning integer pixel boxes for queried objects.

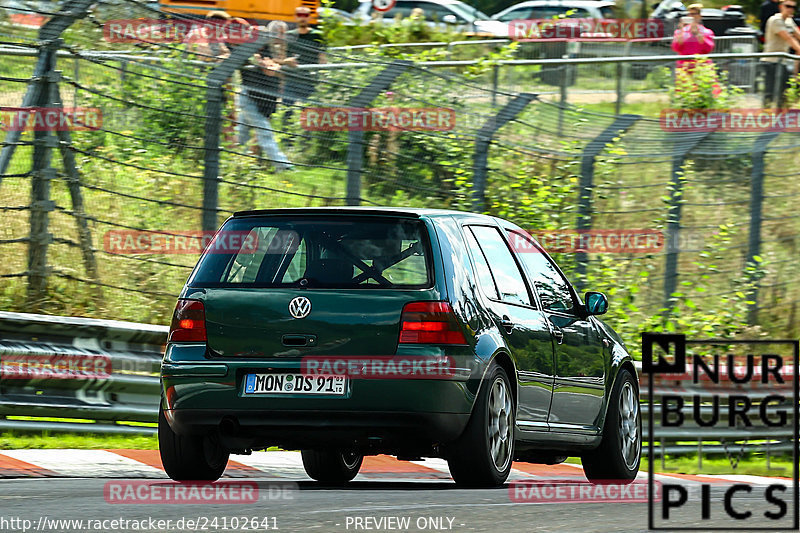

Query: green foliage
[485,157,577,231]
[0,430,157,450]
[783,73,800,107]
[80,46,209,157]
[320,4,463,47]
[669,61,743,110]
[583,223,767,353]
[644,66,674,91]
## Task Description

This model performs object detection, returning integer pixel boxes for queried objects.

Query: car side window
[564,7,591,17]
[421,3,459,19]
[463,227,500,300]
[497,7,533,21]
[529,6,569,18]
[380,1,416,18]
[469,226,531,306]
[507,230,575,312]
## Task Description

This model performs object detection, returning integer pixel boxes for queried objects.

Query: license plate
[243,373,347,395]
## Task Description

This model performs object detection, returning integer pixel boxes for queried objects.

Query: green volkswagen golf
[159,207,641,487]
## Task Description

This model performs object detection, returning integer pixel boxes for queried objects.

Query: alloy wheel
[487,376,513,471]
[618,381,640,470]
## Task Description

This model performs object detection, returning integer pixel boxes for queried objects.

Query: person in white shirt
[762,0,800,106]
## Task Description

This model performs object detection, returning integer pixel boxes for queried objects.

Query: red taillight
[169,299,207,342]
[399,301,467,345]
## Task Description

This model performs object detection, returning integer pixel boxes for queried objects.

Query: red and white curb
[0,449,793,488]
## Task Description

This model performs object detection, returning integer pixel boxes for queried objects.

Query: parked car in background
[492,0,616,22]
[481,0,617,38]
[159,207,642,487]
[319,6,357,23]
[650,0,756,37]
[353,0,506,35]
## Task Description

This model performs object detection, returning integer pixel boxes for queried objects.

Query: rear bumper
[166,408,470,448]
[161,344,479,449]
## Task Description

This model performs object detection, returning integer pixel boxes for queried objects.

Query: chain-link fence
[0,0,798,343]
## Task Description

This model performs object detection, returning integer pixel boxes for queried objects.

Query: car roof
[358,0,465,5]
[232,206,497,220]
[499,0,614,7]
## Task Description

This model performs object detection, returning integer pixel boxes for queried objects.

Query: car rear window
[188,217,433,289]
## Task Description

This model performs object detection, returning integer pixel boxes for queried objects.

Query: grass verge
[0,431,158,450]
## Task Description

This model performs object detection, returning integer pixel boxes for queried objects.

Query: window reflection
[508,230,574,312]
[469,226,531,307]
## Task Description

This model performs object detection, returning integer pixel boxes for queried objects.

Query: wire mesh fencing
[0,0,798,343]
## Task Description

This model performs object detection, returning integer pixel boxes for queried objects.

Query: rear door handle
[499,316,514,334]
[552,327,564,344]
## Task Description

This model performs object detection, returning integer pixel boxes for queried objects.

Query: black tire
[582,368,641,484]
[158,408,229,481]
[447,362,515,488]
[301,449,363,484]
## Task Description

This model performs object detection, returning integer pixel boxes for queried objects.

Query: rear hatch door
[187,214,442,358]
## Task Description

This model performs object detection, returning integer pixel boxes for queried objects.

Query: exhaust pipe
[219,417,240,436]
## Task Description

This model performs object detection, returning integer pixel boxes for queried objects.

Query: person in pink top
[671,3,715,68]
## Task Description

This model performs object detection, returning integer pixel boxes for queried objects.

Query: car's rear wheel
[158,408,229,481]
[582,368,641,484]
[301,449,363,484]
[447,362,514,487]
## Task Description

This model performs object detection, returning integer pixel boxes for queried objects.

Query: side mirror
[584,291,608,316]
[442,14,458,24]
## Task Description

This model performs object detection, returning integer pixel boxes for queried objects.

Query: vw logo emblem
[288,296,311,319]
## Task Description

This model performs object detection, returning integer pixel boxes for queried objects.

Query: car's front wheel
[158,408,229,481]
[447,362,515,487]
[582,368,641,484]
[301,449,363,484]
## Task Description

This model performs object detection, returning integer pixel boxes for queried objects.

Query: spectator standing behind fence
[237,21,292,172]
[762,0,800,107]
[185,11,238,142]
[186,10,231,60]
[671,4,714,68]
[282,6,326,128]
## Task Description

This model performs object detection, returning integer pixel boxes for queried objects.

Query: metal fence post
[471,93,536,212]
[558,67,568,136]
[202,33,269,233]
[55,80,100,290]
[73,57,79,107]
[0,0,93,186]
[771,63,783,105]
[615,42,632,116]
[27,42,61,307]
[746,132,779,325]
[663,131,712,312]
[344,60,412,206]
[575,115,640,291]
[491,64,499,108]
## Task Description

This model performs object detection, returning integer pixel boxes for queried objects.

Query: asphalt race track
[0,451,796,532]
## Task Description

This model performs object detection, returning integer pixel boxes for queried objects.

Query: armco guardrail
[639,362,795,468]
[0,312,794,465]
[0,312,165,435]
